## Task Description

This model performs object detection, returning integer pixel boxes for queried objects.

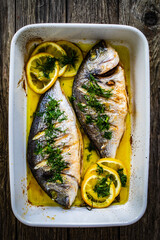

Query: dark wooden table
[0,0,159,239]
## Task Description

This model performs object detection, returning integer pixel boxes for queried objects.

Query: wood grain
[119,1,160,240]
[67,0,119,24]
[16,0,66,31]
[0,0,16,240]
[0,0,159,239]
[67,1,120,239]
[16,0,67,240]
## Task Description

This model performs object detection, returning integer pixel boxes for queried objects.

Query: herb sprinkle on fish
[73,40,128,158]
[27,80,83,208]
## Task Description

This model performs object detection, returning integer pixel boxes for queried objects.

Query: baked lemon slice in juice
[97,158,127,187]
[56,40,83,77]
[84,163,121,197]
[81,173,115,208]
[31,42,67,77]
[26,53,59,94]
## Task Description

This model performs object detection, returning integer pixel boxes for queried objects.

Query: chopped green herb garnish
[80,73,113,140]
[96,114,110,131]
[46,146,68,179]
[36,56,56,78]
[94,176,111,198]
[96,164,104,175]
[69,95,76,104]
[77,102,86,112]
[58,115,68,123]
[104,131,112,140]
[82,74,112,99]
[86,153,92,162]
[33,111,44,118]
[89,74,97,82]
[84,95,105,113]
[48,174,63,183]
[86,115,93,124]
[34,97,68,183]
[59,50,78,68]
[34,142,44,155]
[84,113,110,133]
[117,168,127,187]
[43,97,67,129]
[85,142,95,152]
[109,174,118,187]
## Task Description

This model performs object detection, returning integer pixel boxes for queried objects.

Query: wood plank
[68,227,120,240]
[16,226,68,240]
[67,1,120,239]
[15,1,67,239]
[67,0,119,24]
[119,0,160,239]
[16,0,66,30]
[2,0,158,239]
[0,0,16,240]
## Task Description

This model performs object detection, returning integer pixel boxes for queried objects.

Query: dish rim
[9,23,150,227]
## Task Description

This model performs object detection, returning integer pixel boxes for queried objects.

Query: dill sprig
[94,176,111,198]
[84,95,105,113]
[86,153,92,162]
[36,56,56,78]
[104,131,112,140]
[44,97,67,128]
[86,115,93,124]
[96,114,110,131]
[77,102,86,112]
[34,97,68,183]
[60,50,78,68]
[68,95,76,104]
[96,164,104,175]
[85,142,95,152]
[82,74,112,99]
[117,168,127,187]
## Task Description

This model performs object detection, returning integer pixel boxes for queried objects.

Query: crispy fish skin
[27,80,82,208]
[73,40,128,158]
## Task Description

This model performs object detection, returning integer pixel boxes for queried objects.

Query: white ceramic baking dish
[9,23,150,227]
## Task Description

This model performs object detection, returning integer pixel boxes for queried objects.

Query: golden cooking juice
[27,42,131,207]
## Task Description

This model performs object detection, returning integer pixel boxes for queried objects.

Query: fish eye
[90,49,97,60]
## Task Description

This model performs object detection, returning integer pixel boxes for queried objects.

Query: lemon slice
[56,40,83,77]
[84,164,121,197]
[31,42,67,77]
[26,53,59,94]
[97,158,127,187]
[81,173,115,208]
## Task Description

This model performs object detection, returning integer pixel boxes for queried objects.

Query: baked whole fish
[27,80,83,208]
[73,41,128,158]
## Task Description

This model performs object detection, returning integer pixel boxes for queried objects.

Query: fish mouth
[98,66,118,77]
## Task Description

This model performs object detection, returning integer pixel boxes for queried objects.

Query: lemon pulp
[27,42,131,207]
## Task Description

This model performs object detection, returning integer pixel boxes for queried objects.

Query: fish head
[46,174,78,208]
[86,40,119,75]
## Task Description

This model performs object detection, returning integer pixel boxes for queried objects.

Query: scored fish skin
[27,80,82,208]
[73,41,128,158]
